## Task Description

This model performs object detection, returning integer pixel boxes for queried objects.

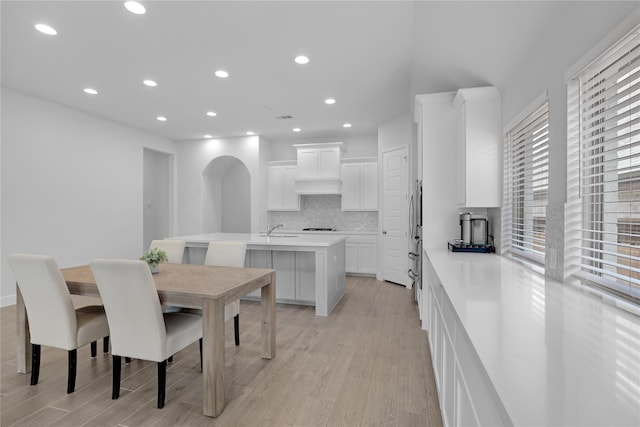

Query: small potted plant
[140,247,168,273]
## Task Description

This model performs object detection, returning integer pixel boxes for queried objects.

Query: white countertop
[425,248,640,426]
[277,229,377,236]
[168,232,346,248]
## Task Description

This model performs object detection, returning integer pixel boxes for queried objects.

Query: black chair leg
[112,355,121,400]
[103,336,109,353]
[157,360,167,409]
[67,349,77,393]
[91,341,97,357]
[168,356,173,363]
[234,314,240,346]
[30,344,41,386]
[125,357,132,363]
[199,338,203,371]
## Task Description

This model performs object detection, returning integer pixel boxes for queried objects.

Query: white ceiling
[1,1,575,143]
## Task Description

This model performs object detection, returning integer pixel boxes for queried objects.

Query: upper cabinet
[453,87,502,208]
[267,161,300,211]
[341,159,378,211]
[293,142,344,194]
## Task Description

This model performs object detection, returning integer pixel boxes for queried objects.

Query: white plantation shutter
[566,27,640,302]
[503,102,549,264]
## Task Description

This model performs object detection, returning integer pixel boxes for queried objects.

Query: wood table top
[62,263,275,304]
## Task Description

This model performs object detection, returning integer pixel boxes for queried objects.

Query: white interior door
[382,146,409,286]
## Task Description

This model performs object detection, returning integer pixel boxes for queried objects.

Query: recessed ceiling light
[124,1,146,15]
[343,123,352,128]
[215,70,229,78]
[325,98,336,105]
[83,88,98,95]
[246,131,255,136]
[35,24,57,35]
[293,128,301,132]
[156,116,167,122]
[204,134,212,139]
[143,79,157,87]
[294,55,309,65]
[206,111,217,117]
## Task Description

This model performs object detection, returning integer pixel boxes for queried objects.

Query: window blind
[503,102,549,264]
[566,27,640,303]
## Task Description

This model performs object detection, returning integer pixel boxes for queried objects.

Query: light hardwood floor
[1,276,442,427]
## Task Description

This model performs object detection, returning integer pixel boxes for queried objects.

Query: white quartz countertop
[167,232,346,248]
[276,229,377,236]
[425,247,640,426]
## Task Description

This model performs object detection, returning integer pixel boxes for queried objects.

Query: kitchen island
[167,233,346,316]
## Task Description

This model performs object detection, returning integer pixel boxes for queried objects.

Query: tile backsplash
[268,195,378,231]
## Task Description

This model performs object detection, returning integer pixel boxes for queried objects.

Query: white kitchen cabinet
[295,143,342,179]
[246,250,271,297]
[267,162,300,211]
[245,249,316,302]
[293,142,344,194]
[272,251,296,300]
[423,251,507,427]
[344,235,377,275]
[453,86,502,208]
[341,160,378,211]
[295,252,315,303]
[345,242,358,272]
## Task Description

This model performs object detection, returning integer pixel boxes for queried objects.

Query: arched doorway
[202,156,251,233]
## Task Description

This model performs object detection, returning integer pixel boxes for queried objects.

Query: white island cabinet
[167,233,346,316]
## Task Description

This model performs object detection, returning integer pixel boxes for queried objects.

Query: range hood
[295,177,342,194]
[293,142,344,194]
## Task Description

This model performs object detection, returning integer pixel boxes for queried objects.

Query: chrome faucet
[266,223,284,236]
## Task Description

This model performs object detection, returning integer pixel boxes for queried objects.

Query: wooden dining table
[15,262,276,418]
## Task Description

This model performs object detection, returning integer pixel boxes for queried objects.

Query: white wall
[222,161,251,232]
[499,2,638,279]
[0,88,177,306]
[501,1,639,204]
[175,136,263,236]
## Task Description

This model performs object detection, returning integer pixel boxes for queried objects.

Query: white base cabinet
[245,249,315,304]
[423,252,509,427]
[344,235,376,275]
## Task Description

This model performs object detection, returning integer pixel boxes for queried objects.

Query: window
[566,27,640,303]
[503,101,550,265]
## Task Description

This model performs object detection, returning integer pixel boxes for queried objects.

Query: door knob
[382,231,387,235]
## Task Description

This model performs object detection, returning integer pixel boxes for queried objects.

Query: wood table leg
[16,286,31,374]
[261,272,276,359]
[202,298,225,417]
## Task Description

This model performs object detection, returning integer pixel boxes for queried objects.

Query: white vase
[149,264,159,274]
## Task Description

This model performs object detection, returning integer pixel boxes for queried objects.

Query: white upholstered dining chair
[149,239,187,322]
[7,254,110,394]
[90,259,202,408]
[148,239,185,264]
[204,241,247,346]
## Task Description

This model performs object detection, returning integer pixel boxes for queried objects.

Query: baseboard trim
[1,294,17,307]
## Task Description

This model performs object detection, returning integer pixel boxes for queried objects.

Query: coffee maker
[450,213,494,252]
